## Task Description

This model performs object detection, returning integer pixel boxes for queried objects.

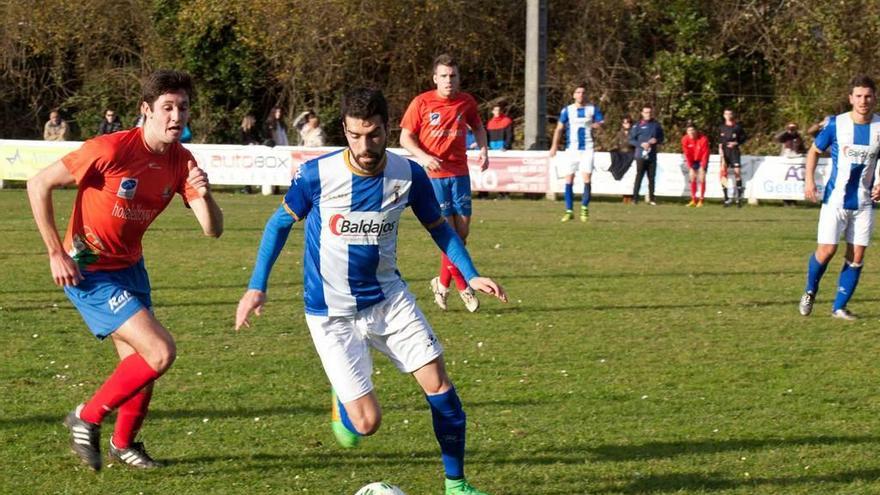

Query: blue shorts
[431,176,472,217]
[64,259,152,340]
[687,160,706,170]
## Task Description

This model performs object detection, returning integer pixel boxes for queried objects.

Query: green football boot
[580,205,589,222]
[560,210,574,222]
[331,391,359,448]
[445,478,489,495]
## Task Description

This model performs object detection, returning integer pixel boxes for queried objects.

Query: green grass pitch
[3,189,880,494]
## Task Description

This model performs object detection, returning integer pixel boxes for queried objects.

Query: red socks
[112,387,153,448]
[690,180,697,201]
[440,254,467,291]
[700,180,706,200]
[80,353,160,424]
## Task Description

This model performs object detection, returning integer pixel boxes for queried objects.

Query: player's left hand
[872,183,880,202]
[187,160,210,197]
[478,151,489,171]
[469,277,508,303]
[235,289,267,331]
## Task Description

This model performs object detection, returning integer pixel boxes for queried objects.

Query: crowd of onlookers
[41,106,326,148]
[39,103,819,205]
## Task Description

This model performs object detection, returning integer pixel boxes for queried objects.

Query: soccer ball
[354,482,406,495]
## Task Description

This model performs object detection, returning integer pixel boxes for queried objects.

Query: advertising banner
[0,139,831,200]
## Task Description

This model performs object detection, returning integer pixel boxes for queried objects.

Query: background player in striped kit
[400,54,489,313]
[799,75,880,320]
[548,83,604,222]
[235,88,507,495]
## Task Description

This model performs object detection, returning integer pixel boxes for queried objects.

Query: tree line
[3,0,880,153]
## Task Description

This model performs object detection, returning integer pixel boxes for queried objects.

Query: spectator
[777,122,807,206]
[265,106,289,146]
[776,122,807,158]
[238,114,262,145]
[629,105,664,205]
[292,110,325,147]
[486,103,513,151]
[610,117,635,182]
[43,110,69,141]
[806,116,830,138]
[465,129,478,150]
[97,109,122,135]
[133,112,146,128]
[718,108,748,207]
[180,124,192,143]
[681,121,710,207]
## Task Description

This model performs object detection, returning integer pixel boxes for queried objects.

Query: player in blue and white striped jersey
[235,88,506,495]
[549,83,604,222]
[800,75,880,320]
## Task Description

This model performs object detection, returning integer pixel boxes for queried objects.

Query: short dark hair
[142,70,195,108]
[433,54,457,73]
[341,88,389,126]
[850,74,877,94]
[575,82,588,91]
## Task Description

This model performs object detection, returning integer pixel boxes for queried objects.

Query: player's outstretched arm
[235,289,266,330]
[469,277,508,303]
[26,161,82,287]
[186,160,224,237]
[235,205,297,330]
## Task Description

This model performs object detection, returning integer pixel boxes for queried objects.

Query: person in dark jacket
[265,106,289,147]
[486,103,513,151]
[238,114,262,145]
[718,108,748,207]
[628,105,664,204]
[610,117,635,181]
[776,122,807,158]
[98,109,122,135]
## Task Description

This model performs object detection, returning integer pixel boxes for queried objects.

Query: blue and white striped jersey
[816,112,880,210]
[283,149,443,316]
[559,103,604,151]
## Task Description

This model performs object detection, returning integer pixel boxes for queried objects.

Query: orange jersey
[61,127,200,271]
[399,90,482,178]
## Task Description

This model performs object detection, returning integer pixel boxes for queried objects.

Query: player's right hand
[548,148,557,158]
[235,289,266,331]
[469,277,508,303]
[49,252,82,287]
[422,156,442,173]
[804,181,818,202]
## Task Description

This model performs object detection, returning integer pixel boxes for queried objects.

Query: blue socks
[564,183,573,211]
[426,387,466,480]
[565,183,592,209]
[337,395,360,435]
[805,254,829,294]
[833,262,863,311]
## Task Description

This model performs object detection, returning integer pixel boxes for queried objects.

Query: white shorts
[816,203,875,246]
[304,289,444,403]
[555,149,594,177]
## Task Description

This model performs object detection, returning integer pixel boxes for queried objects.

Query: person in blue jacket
[628,105,665,205]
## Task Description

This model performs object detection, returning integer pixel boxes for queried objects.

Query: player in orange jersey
[400,54,489,313]
[27,70,223,471]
